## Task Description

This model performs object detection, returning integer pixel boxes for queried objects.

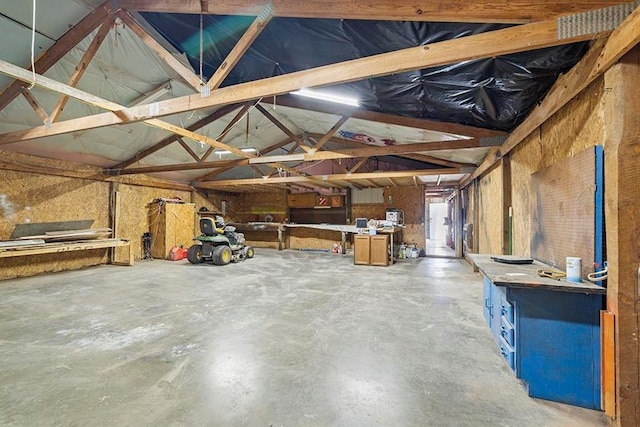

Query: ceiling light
[215,147,257,155]
[291,88,359,107]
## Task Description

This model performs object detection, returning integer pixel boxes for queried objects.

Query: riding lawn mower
[187,216,254,266]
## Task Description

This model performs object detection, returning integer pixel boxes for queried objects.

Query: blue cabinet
[483,277,603,409]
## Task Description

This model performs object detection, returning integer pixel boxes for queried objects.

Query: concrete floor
[0,249,606,426]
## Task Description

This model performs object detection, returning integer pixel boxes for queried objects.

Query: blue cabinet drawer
[499,336,516,371]
[500,315,515,347]
[500,295,514,325]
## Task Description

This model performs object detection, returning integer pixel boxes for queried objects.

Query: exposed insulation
[510,77,605,256]
[477,164,504,254]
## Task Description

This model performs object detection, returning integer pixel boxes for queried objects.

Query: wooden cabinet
[148,202,195,259]
[354,234,389,266]
[287,193,317,208]
[354,235,371,265]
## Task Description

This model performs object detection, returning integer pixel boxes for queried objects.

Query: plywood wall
[235,190,288,222]
[510,77,605,256]
[0,170,110,280]
[0,152,234,279]
[477,164,504,254]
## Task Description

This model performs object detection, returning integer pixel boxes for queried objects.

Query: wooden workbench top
[468,254,606,295]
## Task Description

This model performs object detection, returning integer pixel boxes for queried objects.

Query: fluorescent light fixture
[215,148,257,155]
[291,88,359,107]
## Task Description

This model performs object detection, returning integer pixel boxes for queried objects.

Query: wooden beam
[254,104,308,150]
[19,88,49,124]
[350,157,370,173]
[0,159,192,191]
[118,0,629,24]
[115,104,240,169]
[1,16,600,144]
[195,168,462,188]
[117,11,202,91]
[248,138,484,164]
[207,6,273,90]
[603,45,640,427]
[311,115,350,150]
[50,15,115,123]
[276,95,504,139]
[0,2,110,113]
[200,103,251,161]
[176,137,203,162]
[462,4,640,187]
[310,133,476,168]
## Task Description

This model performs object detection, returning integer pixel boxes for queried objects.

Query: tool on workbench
[537,269,566,281]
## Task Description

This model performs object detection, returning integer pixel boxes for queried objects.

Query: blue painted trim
[594,145,604,280]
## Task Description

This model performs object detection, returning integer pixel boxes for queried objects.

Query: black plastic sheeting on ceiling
[141,14,588,132]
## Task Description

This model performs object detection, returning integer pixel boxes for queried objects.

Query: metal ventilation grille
[558,1,639,39]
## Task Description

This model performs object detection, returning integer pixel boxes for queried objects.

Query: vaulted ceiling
[0,1,638,193]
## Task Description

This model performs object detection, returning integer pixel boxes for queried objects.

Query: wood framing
[117,11,202,91]
[603,45,640,427]
[311,116,350,150]
[462,5,640,187]
[275,95,504,139]
[114,104,241,169]
[254,104,307,149]
[206,6,273,90]
[49,15,115,123]
[19,87,49,124]
[196,168,462,188]
[0,16,604,144]
[118,0,629,24]
[200,103,252,161]
[0,1,111,112]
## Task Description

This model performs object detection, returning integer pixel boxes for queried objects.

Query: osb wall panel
[511,77,605,256]
[351,205,386,223]
[236,190,288,223]
[0,170,110,279]
[288,228,342,250]
[477,165,504,254]
[386,187,425,246]
[114,184,192,261]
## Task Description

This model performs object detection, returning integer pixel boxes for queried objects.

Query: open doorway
[425,197,455,257]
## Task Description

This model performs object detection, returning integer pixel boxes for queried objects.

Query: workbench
[468,254,604,409]
[0,238,134,266]
[231,222,403,260]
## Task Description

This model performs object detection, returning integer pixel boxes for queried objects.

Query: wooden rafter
[311,115,350,150]
[462,4,640,187]
[118,0,629,24]
[207,6,273,90]
[400,153,473,169]
[248,138,486,164]
[196,168,463,188]
[350,157,370,173]
[19,88,49,124]
[200,103,251,161]
[50,15,115,123]
[276,95,503,139]
[254,104,307,150]
[0,17,605,144]
[117,11,202,91]
[0,2,111,113]
[113,104,241,169]
[176,138,202,163]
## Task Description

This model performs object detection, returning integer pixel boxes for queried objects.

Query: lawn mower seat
[200,218,223,236]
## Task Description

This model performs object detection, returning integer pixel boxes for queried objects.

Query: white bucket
[566,257,582,283]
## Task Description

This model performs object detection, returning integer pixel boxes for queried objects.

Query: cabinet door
[354,235,370,265]
[370,235,389,266]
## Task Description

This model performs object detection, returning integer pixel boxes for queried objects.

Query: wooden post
[454,189,463,258]
[501,155,512,255]
[603,45,640,425]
